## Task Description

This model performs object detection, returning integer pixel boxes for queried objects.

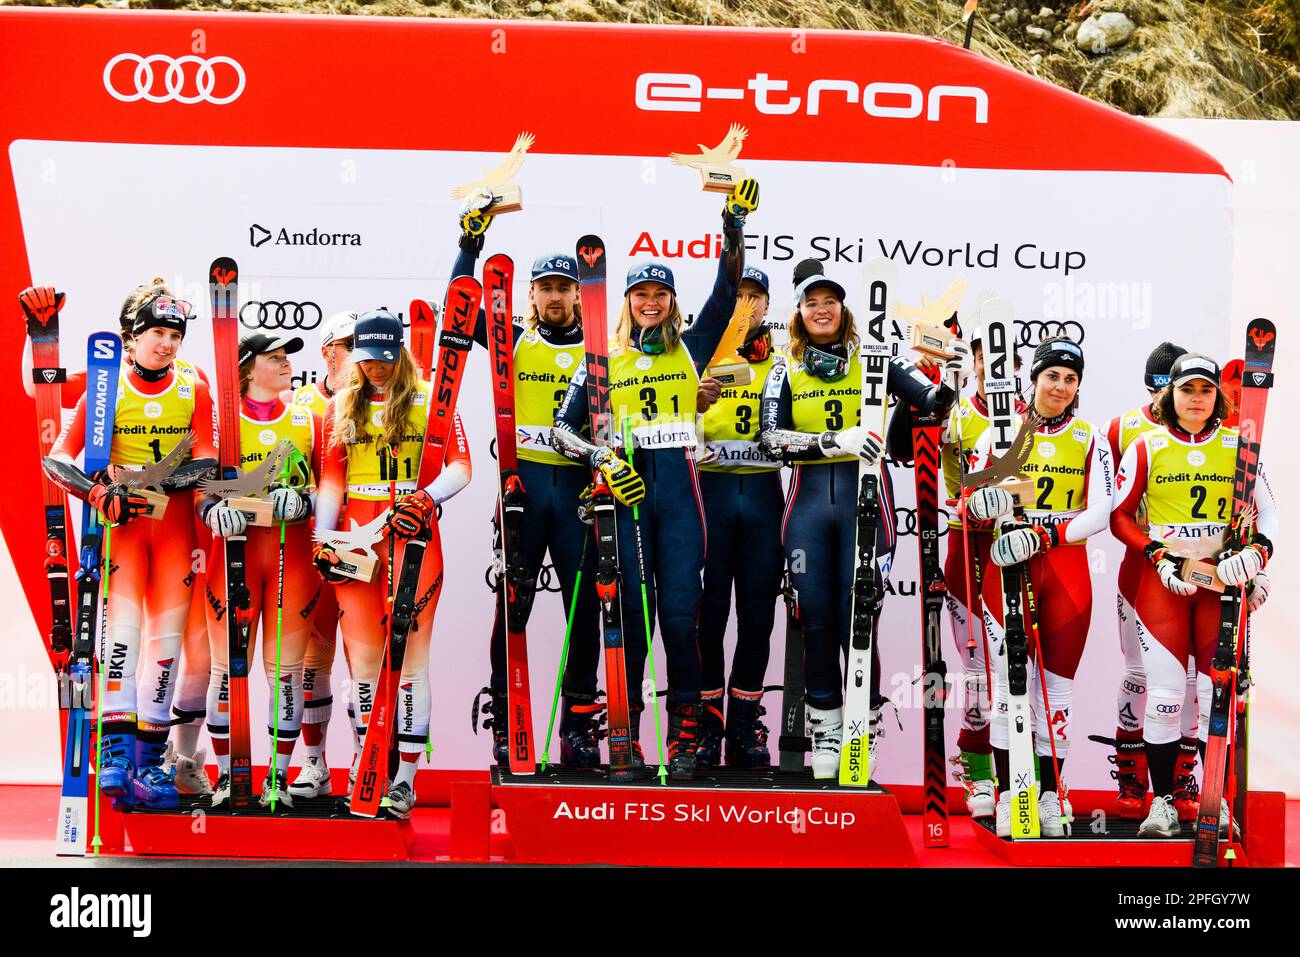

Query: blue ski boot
[130,735,179,809]
[724,689,772,769]
[694,691,725,771]
[97,731,135,799]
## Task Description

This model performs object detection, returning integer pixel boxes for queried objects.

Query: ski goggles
[149,296,194,321]
[803,343,849,382]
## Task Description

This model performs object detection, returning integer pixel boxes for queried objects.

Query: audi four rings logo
[239,301,323,330]
[104,53,246,105]
[1016,320,1085,347]
[893,506,954,537]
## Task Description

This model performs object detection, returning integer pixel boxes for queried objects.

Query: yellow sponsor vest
[787,351,862,466]
[1115,405,1162,458]
[239,404,316,491]
[291,383,331,419]
[1144,426,1237,551]
[343,382,432,501]
[700,354,778,473]
[1020,416,1096,532]
[111,365,198,467]
[608,342,699,449]
[941,397,992,527]
[513,327,583,467]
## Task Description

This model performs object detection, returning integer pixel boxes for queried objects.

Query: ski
[912,363,949,845]
[980,299,1039,839]
[484,254,536,775]
[56,332,121,855]
[410,298,437,381]
[21,287,75,742]
[839,257,894,787]
[210,256,254,809]
[777,572,809,772]
[1193,317,1275,868]
[575,234,634,783]
[350,275,482,817]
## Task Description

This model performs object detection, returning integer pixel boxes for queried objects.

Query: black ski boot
[724,689,772,769]
[623,702,654,780]
[559,692,605,770]
[694,691,725,771]
[666,696,702,781]
[471,686,508,770]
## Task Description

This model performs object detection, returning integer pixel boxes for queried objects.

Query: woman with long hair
[312,309,472,816]
[757,266,962,779]
[550,179,760,780]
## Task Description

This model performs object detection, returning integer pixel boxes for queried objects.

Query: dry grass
[6,0,1297,117]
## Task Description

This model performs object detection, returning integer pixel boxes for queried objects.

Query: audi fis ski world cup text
[553,800,857,829]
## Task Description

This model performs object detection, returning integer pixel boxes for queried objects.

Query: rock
[988,12,1001,22]
[528,0,543,9]
[1025,25,1050,41]
[1054,21,1065,34]
[1003,8,1019,27]
[1039,5,1053,16]
[1076,12,1137,53]
[1064,21,1079,39]
[1030,53,1043,66]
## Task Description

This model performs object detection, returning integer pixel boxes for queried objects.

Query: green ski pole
[623,419,667,785]
[540,539,588,772]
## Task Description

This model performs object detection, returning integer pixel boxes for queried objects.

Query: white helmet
[320,311,358,348]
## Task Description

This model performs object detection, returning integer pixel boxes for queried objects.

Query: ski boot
[559,692,606,770]
[1170,737,1200,822]
[289,756,333,798]
[624,702,654,780]
[694,690,725,771]
[97,731,135,800]
[1038,790,1072,838]
[211,773,231,809]
[807,705,842,780]
[994,791,1011,838]
[384,781,416,820]
[724,688,772,769]
[472,686,509,770]
[130,736,179,810]
[1137,795,1180,838]
[1116,729,1150,819]
[162,742,213,796]
[867,699,898,782]
[665,696,702,781]
[957,750,997,819]
[260,768,294,810]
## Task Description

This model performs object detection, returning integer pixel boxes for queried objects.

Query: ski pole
[540,539,588,772]
[90,520,111,856]
[1023,571,1066,825]
[270,513,285,812]
[622,419,667,785]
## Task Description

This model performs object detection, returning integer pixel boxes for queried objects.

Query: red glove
[88,484,150,526]
[19,286,65,334]
[312,543,353,586]
[386,490,436,540]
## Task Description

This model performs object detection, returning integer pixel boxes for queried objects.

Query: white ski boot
[260,768,294,810]
[289,757,332,798]
[211,772,230,809]
[1137,795,1180,838]
[995,791,1011,838]
[807,706,842,780]
[383,781,416,820]
[168,744,213,797]
[967,780,997,819]
[1038,790,1073,838]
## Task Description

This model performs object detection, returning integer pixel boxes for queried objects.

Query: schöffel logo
[249,223,361,248]
[635,72,989,122]
[104,53,245,105]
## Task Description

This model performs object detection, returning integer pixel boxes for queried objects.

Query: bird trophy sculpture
[670,123,749,192]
